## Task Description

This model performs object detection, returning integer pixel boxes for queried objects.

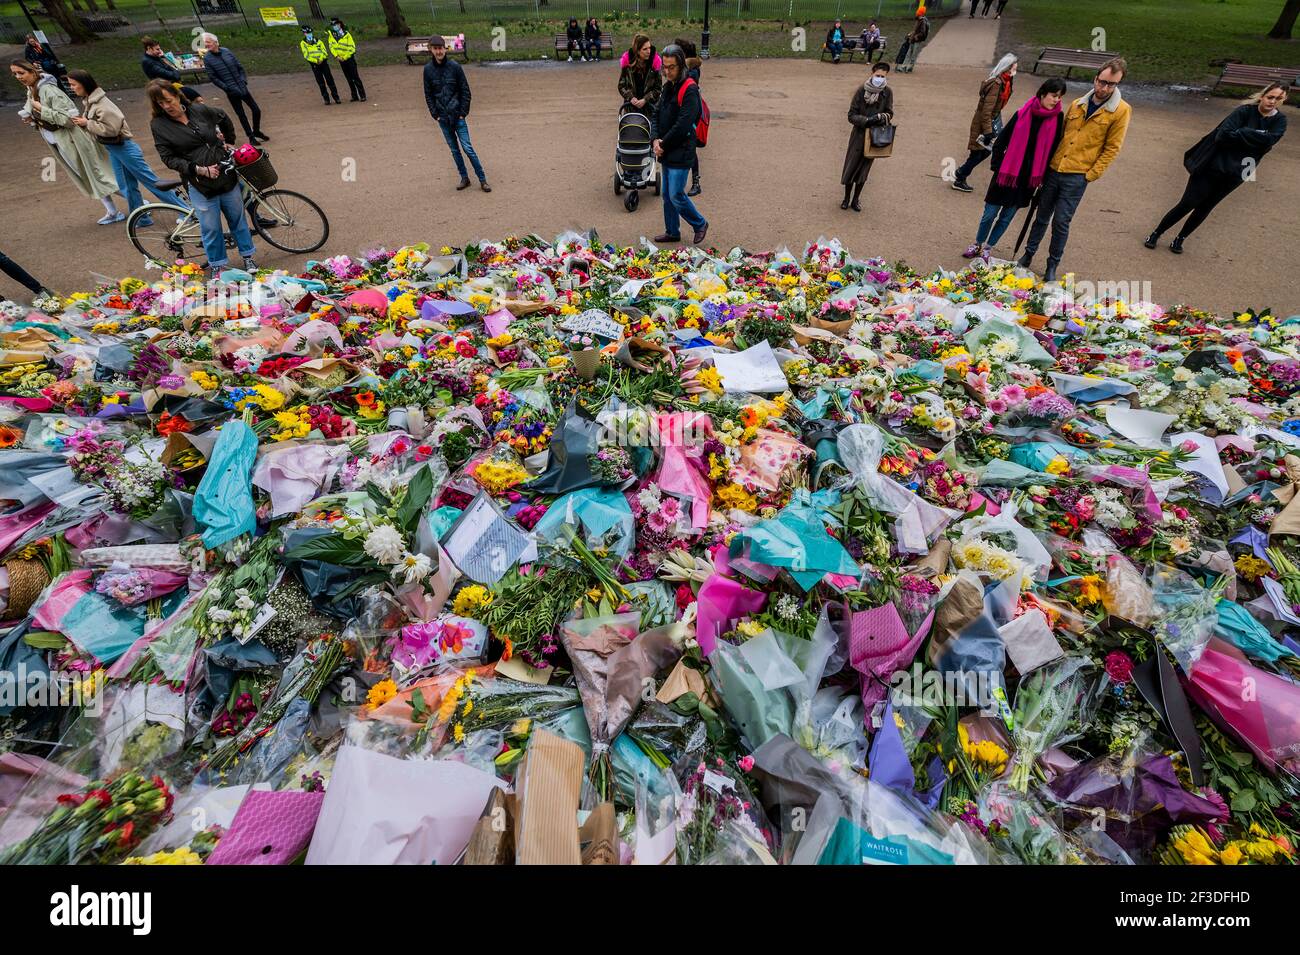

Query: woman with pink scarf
[962,77,1067,261]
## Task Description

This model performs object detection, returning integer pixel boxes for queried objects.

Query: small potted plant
[568,333,600,379]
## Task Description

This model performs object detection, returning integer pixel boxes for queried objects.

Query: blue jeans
[105,140,185,213]
[190,185,255,268]
[976,203,1019,246]
[438,118,485,181]
[1024,170,1088,266]
[661,165,706,238]
[829,40,843,59]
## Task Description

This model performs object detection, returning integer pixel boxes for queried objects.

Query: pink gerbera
[647,510,671,533]
[659,496,681,521]
[1000,384,1026,405]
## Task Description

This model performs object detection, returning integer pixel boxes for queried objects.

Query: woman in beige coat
[10,58,125,224]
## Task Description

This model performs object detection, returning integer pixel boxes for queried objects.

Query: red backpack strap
[676,77,696,106]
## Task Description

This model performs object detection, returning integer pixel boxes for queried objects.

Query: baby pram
[613,109,661,212]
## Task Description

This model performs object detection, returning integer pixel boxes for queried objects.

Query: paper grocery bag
[462,788,516,866]
[514,729,583,865]
[579,801,619,865]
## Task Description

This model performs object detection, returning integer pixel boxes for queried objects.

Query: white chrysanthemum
[394,552,432,584]
[363,523,406,565]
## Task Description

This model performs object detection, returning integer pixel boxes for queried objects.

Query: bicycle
[125,151,329,265]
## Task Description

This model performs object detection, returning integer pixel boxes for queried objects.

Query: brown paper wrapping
[515,729,583,865]
[926,575,985,667]
[604,625,683,740]
[910,538,952,578]
[793,325,846,348]
[1222,460,1247,496]
[614,337,674,373]
[1101,557,1156,628]
[656,658,714,706]
[1269,454,1300,536]
[461,788,516,865]
[579,802,619,865]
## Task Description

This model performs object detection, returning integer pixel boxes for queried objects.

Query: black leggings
[1155,171,1242,238]
[0,250,44,295]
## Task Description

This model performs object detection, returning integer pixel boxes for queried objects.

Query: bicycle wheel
[250,189,329,254]
[126,203,205,263]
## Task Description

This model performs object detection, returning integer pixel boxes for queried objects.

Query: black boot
[1170,236,1185,254]
[687,175,701,197]
[1143,230,1160,249]
[850,183,864,212]
[840,187,851,210]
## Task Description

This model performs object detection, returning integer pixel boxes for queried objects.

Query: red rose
[1104,650,1134,685]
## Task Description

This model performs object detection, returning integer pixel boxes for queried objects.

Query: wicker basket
[237,150,278,191]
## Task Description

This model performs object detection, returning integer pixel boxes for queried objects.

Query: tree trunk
[308,0,324,18]
[458,0,466,13]
[378,0,410,37]
[47,0,98,42]
[103,0,116,9]
[1268,0,1300,38]
[68,0,85,11]
[84,0,100,13]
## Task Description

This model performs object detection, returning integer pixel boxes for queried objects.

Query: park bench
[821,33,889,64]
[1213,62,1300,91]
[553,32,614,59]
[405,34,469,64]
[1030,47,1119,78]
[78,13,130,33]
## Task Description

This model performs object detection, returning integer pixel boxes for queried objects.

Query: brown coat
[842,84,893,186]
[967,74,1011,152]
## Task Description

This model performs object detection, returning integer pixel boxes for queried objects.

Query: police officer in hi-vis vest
[300,24,340,105]
[329,18,366,102]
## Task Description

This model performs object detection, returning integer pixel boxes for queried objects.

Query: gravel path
[1,56,1295,314]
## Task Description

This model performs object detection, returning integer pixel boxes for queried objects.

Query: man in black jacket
[140,36,202,102]
[652,45,707,245]
[202,32,268,143]
[422,36,490,192]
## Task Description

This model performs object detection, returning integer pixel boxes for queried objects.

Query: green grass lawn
[1001,0,1299,86]
[0,7,922,90]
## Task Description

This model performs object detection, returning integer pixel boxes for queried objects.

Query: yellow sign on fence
[259,6,298,26]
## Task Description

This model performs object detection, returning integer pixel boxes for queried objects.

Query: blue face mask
[305,32,314,42]
[870,75,886,88]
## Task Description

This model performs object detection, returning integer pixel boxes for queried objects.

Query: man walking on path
[202,33,268,143]
[896,9,930,73]
[1017,57,1131,283]
[300,25,340,105]
[423,36,490,192]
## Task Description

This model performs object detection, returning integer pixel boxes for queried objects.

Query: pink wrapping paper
[0,500,57,555]
[206,789,326,865]
[1186,638,1300,773]
[31,569,93,632]
[849,602,935,709]
[653,411,713,528]
[696,573,767,656]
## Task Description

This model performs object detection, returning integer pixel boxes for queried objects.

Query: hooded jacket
[203,46,249,96]
[1184,103,1287,179]
[1050,87,1131,181]
[423,55,471,121]
[566,21,582,41]
[619,48,662,110]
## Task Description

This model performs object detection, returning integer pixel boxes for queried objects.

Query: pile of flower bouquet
[0,233,1297,866]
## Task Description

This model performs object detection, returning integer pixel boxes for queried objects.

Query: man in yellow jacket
[301,24,340,105]
[1017,56,1132,283]
[329,18,366,103]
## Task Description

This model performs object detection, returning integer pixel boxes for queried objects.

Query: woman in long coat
[841,62,894,212]
[11,59,124,224]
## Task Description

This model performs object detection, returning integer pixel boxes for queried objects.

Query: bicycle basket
[237,150,278,191]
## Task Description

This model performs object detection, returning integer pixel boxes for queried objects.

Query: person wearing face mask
[301,25,340,106]
[962,78,1066,261]
[329,19,366,102]
[841,62,894,212]
[952,53,1017,193]
[1145,82,1287,255]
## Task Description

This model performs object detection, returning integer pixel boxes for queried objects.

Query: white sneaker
[567,55,573,61]
[97,211,125,225]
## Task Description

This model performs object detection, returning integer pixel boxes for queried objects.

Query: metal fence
[2,0,959,45]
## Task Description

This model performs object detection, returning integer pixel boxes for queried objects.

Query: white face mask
[869,75,886,88]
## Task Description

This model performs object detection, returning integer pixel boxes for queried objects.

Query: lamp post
[702,0,710,58]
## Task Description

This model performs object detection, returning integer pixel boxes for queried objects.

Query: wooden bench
[821,34,889,63]
[78,13,130,33]
[553,32,614,59]
[406,34,469,64]
[1213,62,1300,91]
[1031,47,1119,78]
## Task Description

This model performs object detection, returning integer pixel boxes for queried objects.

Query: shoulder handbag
[866,121,895,158]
